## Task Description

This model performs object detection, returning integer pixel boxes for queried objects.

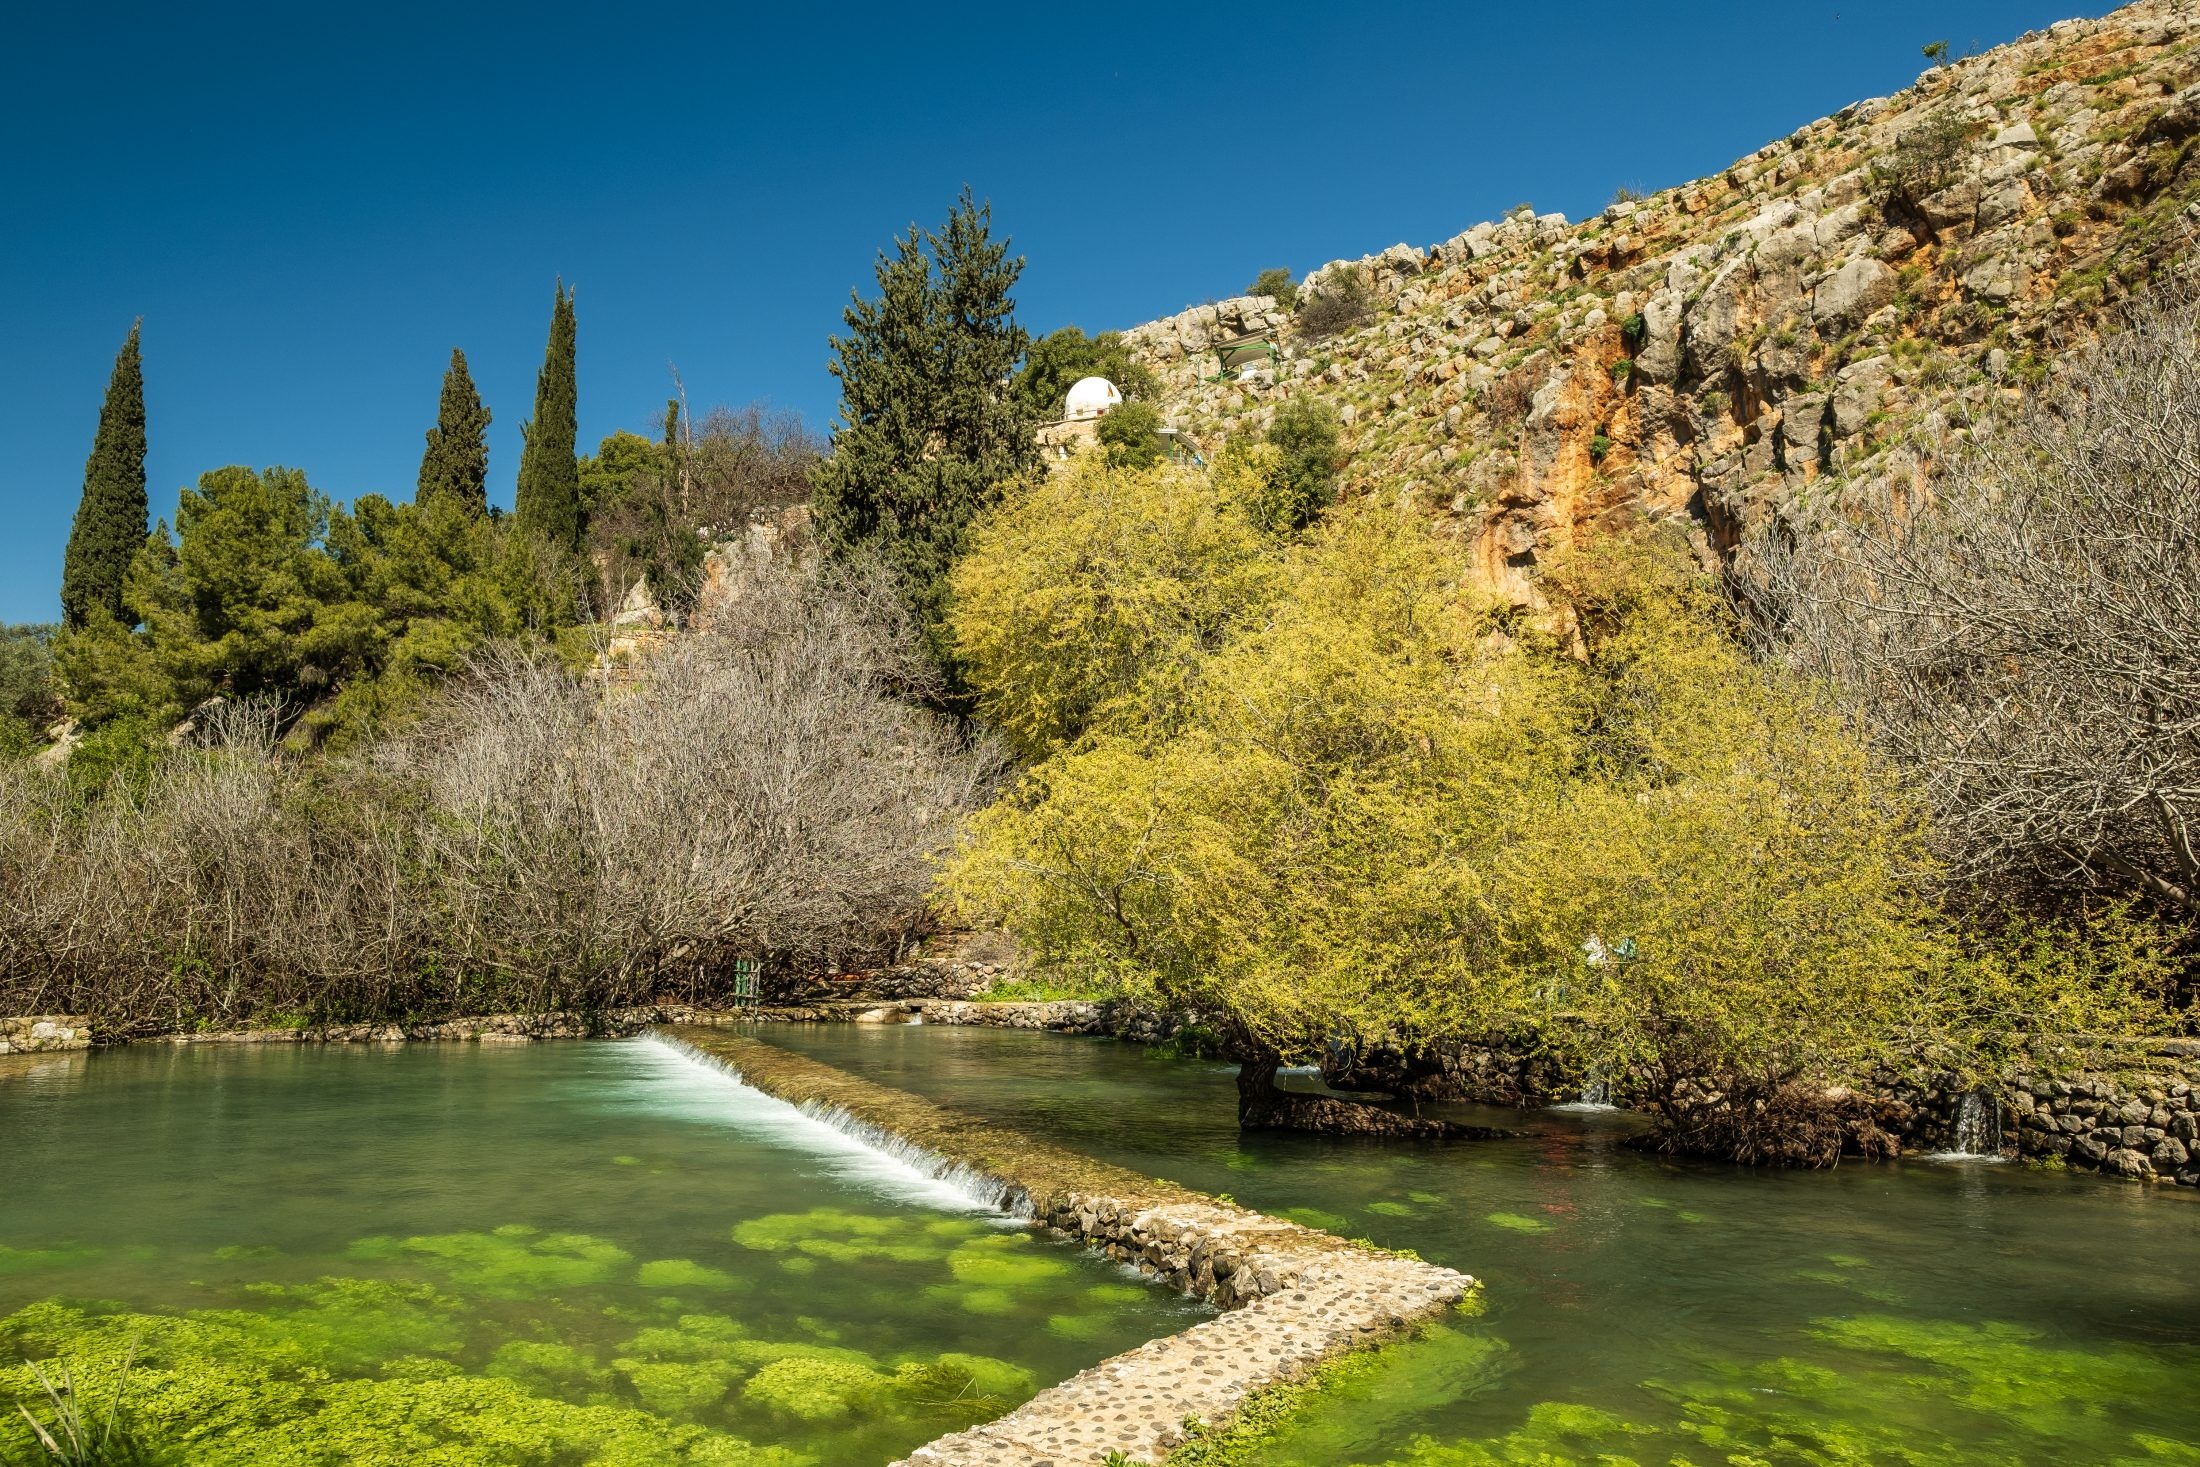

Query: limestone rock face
[1111,0,2200,607]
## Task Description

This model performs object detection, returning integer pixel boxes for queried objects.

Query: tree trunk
[1234,1057,1513,1139]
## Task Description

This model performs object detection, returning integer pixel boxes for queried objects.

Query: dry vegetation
[1758,283,2200,923]
[0,562,995,1032]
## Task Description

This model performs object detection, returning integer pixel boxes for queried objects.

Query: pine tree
[415,348,491,514]
[515,283,583,551]
[813,191,1036,672]
[59,322,149,630]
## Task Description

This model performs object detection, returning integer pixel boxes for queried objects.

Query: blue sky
[0,0,2106,623]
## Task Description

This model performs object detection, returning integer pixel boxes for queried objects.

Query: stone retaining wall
[0,1016,89,1054]
[658,1027,1475,1467]
[2006,1042,2200,1183]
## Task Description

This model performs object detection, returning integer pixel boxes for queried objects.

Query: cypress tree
[813,190,1036,672]
[515,283,583,551]
[415,347,491,514]
[59,322,149,630]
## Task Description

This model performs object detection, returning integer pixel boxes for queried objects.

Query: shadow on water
[754,1022,2200,1466]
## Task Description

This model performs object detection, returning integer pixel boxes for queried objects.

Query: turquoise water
[757,1022,2200,1466]
[0,1038,1204,1465]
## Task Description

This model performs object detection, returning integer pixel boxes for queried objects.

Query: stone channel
[659,1026,1477,1467]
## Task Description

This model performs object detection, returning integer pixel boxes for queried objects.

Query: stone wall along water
[656,1027,1475,1467]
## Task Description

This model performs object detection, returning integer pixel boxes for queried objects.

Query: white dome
[1064,376,1123,421]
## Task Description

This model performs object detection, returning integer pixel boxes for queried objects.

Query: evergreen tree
[59,323,149,630]
[415,348,491,514]
[515,283,583,551]
[813,191,1037,671]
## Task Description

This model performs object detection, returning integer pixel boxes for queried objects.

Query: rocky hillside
[1122,0,2200,604]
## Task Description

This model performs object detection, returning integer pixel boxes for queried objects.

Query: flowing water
[757,1022,2200,1467]
[0,1038,1205,1465]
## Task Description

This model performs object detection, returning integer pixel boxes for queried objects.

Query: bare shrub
[1754,282,2200,914]
[0,561,994,1029]
[680,405,820,538]
[1296,271,1374,342]
[400,559,995,1000]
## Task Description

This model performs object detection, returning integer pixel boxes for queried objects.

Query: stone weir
[658,1027,1476,1467]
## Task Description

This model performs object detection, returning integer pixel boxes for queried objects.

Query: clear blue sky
[0,0,2105,623]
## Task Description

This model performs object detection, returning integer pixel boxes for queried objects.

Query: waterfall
[1551,1067,1618,1113]
[1951,1090,2000,1156]
[633,1034,1029,1216]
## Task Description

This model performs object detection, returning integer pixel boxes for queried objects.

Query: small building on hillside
[1037,375,1123,459]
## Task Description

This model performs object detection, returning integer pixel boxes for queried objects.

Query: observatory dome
[1064,376,1123,422]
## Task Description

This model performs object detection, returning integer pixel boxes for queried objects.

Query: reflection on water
[757,1022,2200,1466]
[0,1039,1203,1465]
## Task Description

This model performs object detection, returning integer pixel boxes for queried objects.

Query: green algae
[0,1242,101,1274]
[729,1209,980,1265]
[740,1357,894,1421]
[946,1235,1072,1288]
[350,1225,633,1295]
[1364,1201,1416,1218]
[637,1260,746,1291]
[1165,1325,1507,1467]
[1278,1207,1353,1232]
[1201,1309,2200,1467]
[0,1224,1094,1467]
[1480,1212,1551,1233]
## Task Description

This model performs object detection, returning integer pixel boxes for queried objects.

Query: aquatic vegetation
[213,1278,470,1372]
[1277,1208,1351,1233]
[945,1235,1072,1288]
[1364,1202,1414,1218]
[729,1210,979,1266]
[1212,1310,2200,1467]
[740,1357,893,1421]
[10,1331,146,1467]
[1166,1326,1508,1466]
[349,1226,633,1295]
[908,1354,1031,1402]
[1086,1285,1151,1306]
[0,1245,100,1277]
[635,1261,745,1292]
[0,1300,804,1466]
[1480,1213,1550,1234]
[1370,1402,1650,1465]
[0,1221,1100,1467]
[487,1339,614,1400]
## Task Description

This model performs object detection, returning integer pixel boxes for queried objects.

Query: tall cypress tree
[813,190,1036,670]
[515,283,583,551]
[415,347,491,514]
[59,322,149,630]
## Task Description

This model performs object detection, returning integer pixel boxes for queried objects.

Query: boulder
[1813,256,1899,329]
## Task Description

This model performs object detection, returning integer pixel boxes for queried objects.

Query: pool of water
[0,1037,1204,1466]
[756,1022,2200,1466]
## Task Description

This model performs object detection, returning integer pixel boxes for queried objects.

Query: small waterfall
[1951,1090,2000,1156]
[1551,1067,1618,1113]
[644,1034,1031,1216]
[793,1097,1033,1218]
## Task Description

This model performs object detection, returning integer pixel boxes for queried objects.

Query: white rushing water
[616,1035,1012,1214]
[1550,1071,1621,1113]
[1926,1090,2007,1163]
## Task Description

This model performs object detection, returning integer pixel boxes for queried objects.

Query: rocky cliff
[1123,0,2200,604]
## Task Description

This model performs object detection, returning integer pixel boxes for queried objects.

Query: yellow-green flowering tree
[946,451,1282,759]
[943,502,2176,1159]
